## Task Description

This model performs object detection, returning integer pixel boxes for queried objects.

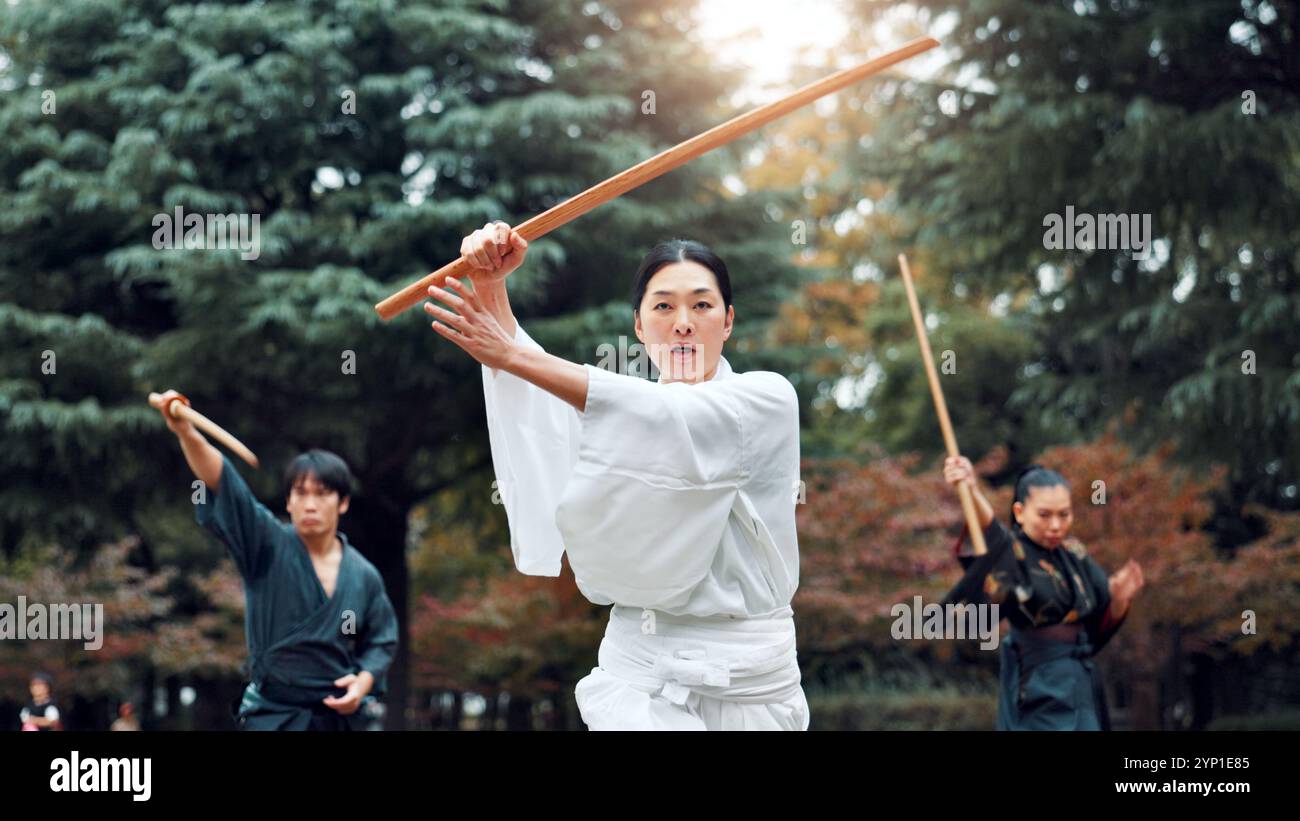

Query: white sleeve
[482,323,581,576]
[45,705,60,722]
[19,707,30,722]
[577,364,797,486]
[555,365,798,607]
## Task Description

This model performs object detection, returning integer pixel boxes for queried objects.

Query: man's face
[286,472,349,539]
[30,679,49,701]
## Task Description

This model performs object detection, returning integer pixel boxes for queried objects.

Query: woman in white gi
[424,221,808,730]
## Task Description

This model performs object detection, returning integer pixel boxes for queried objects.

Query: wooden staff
[375,36,941,320]
[148,392,260,469]
[897,254,986,555]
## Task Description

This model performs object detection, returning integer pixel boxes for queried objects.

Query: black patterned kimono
[943,518,1126,730]
[196,456,398,730]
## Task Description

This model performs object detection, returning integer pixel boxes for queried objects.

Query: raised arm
[426,222,589,411]
[151,391,277,576]
[939,456,1019,606]
[943,455,995,530]
[150,389,224,491]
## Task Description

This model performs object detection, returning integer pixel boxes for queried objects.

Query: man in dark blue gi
[152,390,398,730]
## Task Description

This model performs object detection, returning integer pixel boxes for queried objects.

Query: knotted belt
[1008,625,1111,730]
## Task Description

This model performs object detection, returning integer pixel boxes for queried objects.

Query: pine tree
[839,0,1300,521]
[0,0,809,725]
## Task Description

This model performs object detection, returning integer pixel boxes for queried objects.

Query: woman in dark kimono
[941,456,1144,730]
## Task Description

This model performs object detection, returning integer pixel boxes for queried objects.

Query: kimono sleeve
[555,365,798,607]
[1081,555,1126,652]
[194,455,279,578]
[356,573,399,694]
[481,323,581,577]
[941,518,1019,607]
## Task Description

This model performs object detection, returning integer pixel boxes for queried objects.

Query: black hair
[1010,464,1071,533]
[630,239,733,314]
[282,449,353,501]
[31,671,53,687]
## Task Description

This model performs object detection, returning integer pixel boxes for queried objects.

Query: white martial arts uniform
[482,323,809,730]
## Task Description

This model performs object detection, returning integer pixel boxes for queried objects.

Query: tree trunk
[344,492,410,730]
[506,693,533,730]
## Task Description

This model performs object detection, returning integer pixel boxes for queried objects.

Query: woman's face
[1013,484,1073,548]
[634,261,733,384]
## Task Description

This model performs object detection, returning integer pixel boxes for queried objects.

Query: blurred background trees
[1,0,1296,729]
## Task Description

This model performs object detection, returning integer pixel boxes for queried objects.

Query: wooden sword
[148,392,260,469]
[375,36,941,320]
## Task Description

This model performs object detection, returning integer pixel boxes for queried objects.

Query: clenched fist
[148,389,194,437]
[460,221,528,285]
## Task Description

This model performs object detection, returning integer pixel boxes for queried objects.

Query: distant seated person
[111,701,140,731]
[20,672,62,731]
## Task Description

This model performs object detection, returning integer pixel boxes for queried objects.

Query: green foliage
[846,0,1300,510]
[0,0,810,724]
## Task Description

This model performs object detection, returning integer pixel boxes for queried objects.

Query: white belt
[599,607,801,705]
[651,649,734,704]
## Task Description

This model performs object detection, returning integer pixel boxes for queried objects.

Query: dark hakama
[944,518,1125,730]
